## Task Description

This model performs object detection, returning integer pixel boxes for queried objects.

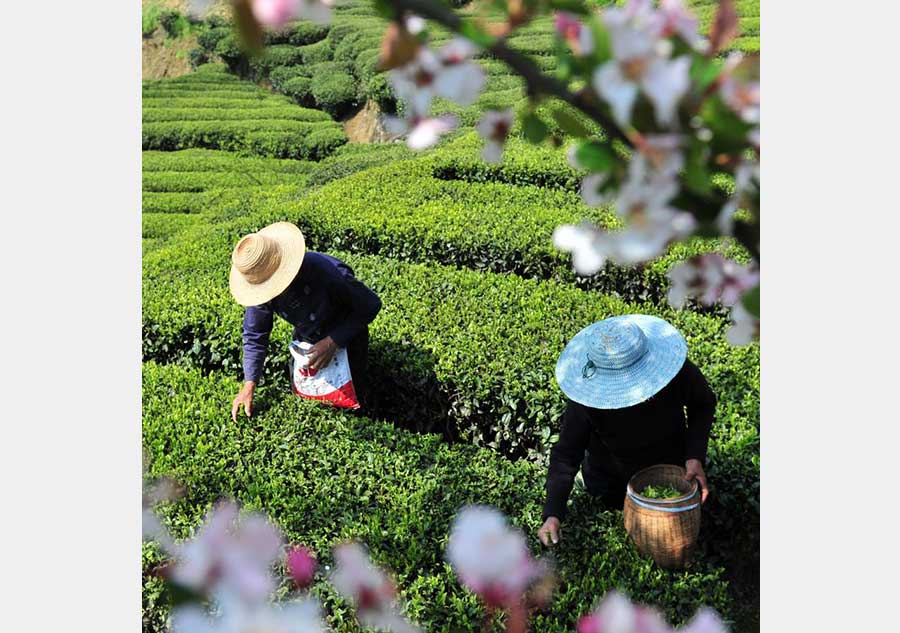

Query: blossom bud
[286,546,317,589]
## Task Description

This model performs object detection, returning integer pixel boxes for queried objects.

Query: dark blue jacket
[241,252,381,382]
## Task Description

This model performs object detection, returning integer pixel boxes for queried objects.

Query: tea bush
[282,77,314,105]
[142,149,314,174]
[309,64,358,117]
[306,142,417,187]
[142,362,733,631]
[288,21,331,46]
[142,191,212,215]
[142,222,757,628]
[142,171,307,193]
[292,139,747,303]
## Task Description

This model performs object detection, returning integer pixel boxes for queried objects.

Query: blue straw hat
[555,314,687,409]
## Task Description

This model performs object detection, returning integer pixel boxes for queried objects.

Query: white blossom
[677,608,729,633]
[592,2,690,128]
[726,301,759,345]
[659,0,704,50]
[171,596,326,633]
[434,41,486,107]
[717,160,759,234]
[390,40,485,115]
[476,109,514,163]
[579,173,611,207]
[251,0,332,28]
[719,53,760,124]
[555,12,595,56]
[385,114,458,150]
[667,254,759,309]
[167,501,284,604]
[446,506,546,608]
[554,223,608,274]
[577,591,672,633]
[330,542,421,633]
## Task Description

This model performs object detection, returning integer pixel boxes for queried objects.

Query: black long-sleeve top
[241,252,382,383]
[543,359,716,521]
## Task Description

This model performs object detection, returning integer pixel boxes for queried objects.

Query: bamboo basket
[623,464,701,569]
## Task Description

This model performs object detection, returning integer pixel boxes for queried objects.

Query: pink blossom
[476,109,514,163]
[445,506,548,609]
[717,160,759,234]
[667,254,759,309]
[555,11,595,56]
[726,301,759,345]
[384,114,458,150]
[167,501,284,604]
[592,2,691,127]
[251,0,299,28]
[390,39,485,117]
[719,53,760,124]
[553,222,608,274]
[330,542,421,633]
[251,0,332,29]
[171,595,326,633]
[659,0,704,49]
[576,591,673,633]
[286,546,317,589]
[678,608,729,633]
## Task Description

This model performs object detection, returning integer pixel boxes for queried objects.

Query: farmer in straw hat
[228,222,382,421]
[538,314,716,547]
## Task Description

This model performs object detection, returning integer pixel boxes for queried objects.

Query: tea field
[142,1,760,631]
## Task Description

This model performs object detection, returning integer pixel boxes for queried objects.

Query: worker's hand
[538,516,561,547]
[307,336,338,371]
[685,458,709,503]
[231,381,256,422]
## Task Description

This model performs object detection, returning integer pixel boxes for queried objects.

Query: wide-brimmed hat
[555,314,687,409]
[229,222,306,306]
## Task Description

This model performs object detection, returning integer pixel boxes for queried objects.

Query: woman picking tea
[538,315,716,547]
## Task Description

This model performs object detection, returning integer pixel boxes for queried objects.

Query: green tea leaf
[547,0,590,15]
[741,285,760,317]
[550,106,591,138]
[459,19,496,49]
[522,113,549,144]
[691,56,721,92]
[684,141,712,195]
[574,141,615,171]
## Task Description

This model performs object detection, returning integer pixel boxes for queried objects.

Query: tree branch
[384,0,759,261]
[387,0,631,146]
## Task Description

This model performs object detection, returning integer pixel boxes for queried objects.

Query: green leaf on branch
[589,21,612,62]
[459,19,497,49]
[550,105,591,138]
[741,285,760,317]
[701,97,754,154]
[522,113,549,144]
[684,141,712,195]
[547,0,590,16]
[372,0,397,20]
[691,56,721,92]
[574,141,615,171]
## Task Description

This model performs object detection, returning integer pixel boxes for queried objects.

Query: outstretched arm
[683,360,717,502]
[242,304,274,383]
[542,402,592,523]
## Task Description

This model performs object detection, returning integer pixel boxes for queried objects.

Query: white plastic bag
[289,340,360,409]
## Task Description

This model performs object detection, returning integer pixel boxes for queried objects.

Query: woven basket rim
[626,464,699,503]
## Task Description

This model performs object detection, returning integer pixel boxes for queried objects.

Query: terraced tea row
[142,64,346,159]
[143,361,732,631]
[187,1,758,130]
[141,206,758,625]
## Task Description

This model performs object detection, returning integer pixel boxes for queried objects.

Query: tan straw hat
[229,222,306,306]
